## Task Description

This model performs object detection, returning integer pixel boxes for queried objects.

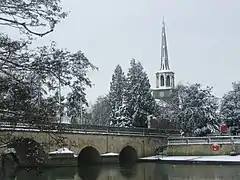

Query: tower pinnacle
[160,20,170,70]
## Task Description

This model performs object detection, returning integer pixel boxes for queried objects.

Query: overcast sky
[32,0,240,104]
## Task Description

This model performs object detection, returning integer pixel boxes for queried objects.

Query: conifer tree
[109,65,129,126]
[125,59,156,127]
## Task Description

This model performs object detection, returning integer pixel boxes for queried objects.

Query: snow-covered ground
[140,155,199,160]
[139,155,240,163]
[101,152,119,156]
[48,149,119,158]
[49,148,74,155]
[196,155,240,162]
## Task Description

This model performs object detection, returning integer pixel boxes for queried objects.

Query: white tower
[152,20,175,100]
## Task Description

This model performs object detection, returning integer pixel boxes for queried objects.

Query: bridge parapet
[0,121,180,137]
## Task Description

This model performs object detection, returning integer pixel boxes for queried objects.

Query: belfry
[152,19,175,101]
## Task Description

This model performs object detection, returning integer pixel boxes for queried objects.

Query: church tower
[152,20,175,101]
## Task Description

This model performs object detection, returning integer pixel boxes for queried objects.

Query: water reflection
[49,167,76,180]
[2,163,240,180]
[162,164,240,180]
[16,168,47,180]
[119,163,138,179]
[78,165,101,180]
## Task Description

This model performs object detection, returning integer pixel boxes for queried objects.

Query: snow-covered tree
[0,0,67,37]
[0,0,98,126]
[220,81,240,129]
[110,98,132,127]
[109,65,128,126]
[125,59,156,127]
[172,83,220,136]
[91,95,111,126]
[0,41,97,124]
[0,75,63,124]
[0,76,33,121]
[0,0,98,166]
[154,102,173,121]
[66,88,86,124]
[0,0,68,166]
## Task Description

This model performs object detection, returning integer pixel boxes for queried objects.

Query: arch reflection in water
[99,163,154,180]
[78,146,101,166]
[119,146,137,164]
[47,167,76,180]
[16,169,47,180]
[78,165,101,180]
[12,163,240,180]
[119,163,138,179]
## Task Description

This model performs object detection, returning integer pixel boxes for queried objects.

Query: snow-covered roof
[155,99,169,108]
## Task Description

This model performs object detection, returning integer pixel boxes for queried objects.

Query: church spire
[151,18,175,100]
[160,19,170,70]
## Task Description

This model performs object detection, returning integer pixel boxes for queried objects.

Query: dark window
[166,75,170,87]
[160,75,164,86]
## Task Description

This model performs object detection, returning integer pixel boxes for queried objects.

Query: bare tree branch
[0,17,54,37]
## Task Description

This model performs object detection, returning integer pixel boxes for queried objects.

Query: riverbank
[138,155,240,165]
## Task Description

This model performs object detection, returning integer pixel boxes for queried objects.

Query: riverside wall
[167,144,238,156]
[167,136,240,156]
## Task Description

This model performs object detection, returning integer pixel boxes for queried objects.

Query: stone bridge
[0,123,179,165]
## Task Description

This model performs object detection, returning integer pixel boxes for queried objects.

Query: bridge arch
[78,146,101,166]
[119,146,137,164]
[7,137,47,166]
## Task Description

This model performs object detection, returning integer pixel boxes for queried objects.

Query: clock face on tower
[159,91,164,97]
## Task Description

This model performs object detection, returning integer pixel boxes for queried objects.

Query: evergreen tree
[66,89,85,124]
[220,81,240,130]
[125,59,156,127]
[109,65,129,126]
[91,95,111,125]
[172,83,220,136]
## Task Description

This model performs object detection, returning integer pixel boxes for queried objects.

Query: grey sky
[33,0,240,104]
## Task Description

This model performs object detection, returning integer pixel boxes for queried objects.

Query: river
[2,163,240,180]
